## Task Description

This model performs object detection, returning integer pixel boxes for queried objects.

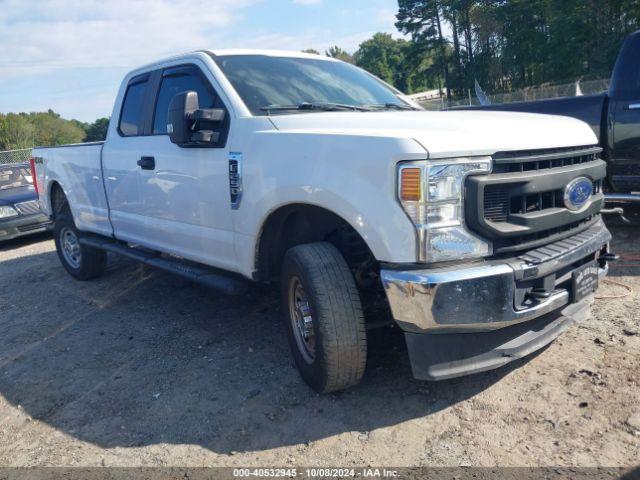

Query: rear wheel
[54,209,106,280]
[281,242,367,393]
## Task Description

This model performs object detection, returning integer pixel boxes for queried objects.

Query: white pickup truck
[32,50,613,393]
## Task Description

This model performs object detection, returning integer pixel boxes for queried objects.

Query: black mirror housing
[168,91,198,146]
[192,108,226,123]
[168,91,227,147]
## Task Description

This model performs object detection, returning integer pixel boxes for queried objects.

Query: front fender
[233,131,427,277]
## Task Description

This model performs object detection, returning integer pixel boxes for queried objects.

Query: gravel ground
[0,216,639,468]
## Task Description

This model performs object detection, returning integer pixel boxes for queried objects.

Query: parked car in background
[32,50,612,393]
[0,163,51,241]
[461,29,640,200]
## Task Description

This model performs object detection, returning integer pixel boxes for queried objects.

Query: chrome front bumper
[381,219,611,334]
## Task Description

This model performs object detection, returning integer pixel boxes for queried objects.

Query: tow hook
[600,206,630,223]
[527,288,552,300]
[600,252,620,262]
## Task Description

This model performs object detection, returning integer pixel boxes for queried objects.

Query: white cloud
[0,0,259,78]
[0,0,404,120]
[376,7,397,26]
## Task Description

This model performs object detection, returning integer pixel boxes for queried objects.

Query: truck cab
[606,29,640,193]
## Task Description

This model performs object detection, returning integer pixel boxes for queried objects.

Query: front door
[103,63,236,272]
[137,64,236,271]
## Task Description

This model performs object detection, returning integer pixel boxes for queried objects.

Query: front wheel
[281,242,367,393]
[54,211,107,281]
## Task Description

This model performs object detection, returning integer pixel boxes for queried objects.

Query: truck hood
[268,110,598,158]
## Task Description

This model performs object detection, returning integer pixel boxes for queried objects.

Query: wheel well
[49,182,68,218]
[255,204,377,283]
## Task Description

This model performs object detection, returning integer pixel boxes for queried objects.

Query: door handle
[137,156,155,170]
[627,103,640,110]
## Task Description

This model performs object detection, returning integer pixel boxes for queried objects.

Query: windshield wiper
[260,102,372,114]
[365,103,420,111]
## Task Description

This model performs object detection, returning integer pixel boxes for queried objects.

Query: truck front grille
[484,179,603,223]
[465,145,607,254]
[491,146,600,174]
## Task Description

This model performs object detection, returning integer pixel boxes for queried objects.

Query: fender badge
[229,152,243,209]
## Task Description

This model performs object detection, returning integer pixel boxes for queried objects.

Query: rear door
[135,63,236,271]
[609,31,640,192]
[102,72,155,243]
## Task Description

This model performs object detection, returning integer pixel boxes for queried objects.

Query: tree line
[304,33,436,95]
[315,0,640,100]
[0,111,109,151]
[395,0,640,99]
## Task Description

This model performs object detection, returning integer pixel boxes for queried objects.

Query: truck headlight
[398,157,492,263]
[0,206,18,219]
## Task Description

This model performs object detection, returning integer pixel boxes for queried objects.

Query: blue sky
[0,0,402,122]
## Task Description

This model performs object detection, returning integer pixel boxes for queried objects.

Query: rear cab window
[119,75,149,136]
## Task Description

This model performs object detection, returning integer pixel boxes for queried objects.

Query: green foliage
[0,114,37,150]
[304,40,440,94]
[396,0,640,98]
[301,48,320,55]
[355,34,400,85]
[396,0,452,96]
[29,110,86,147]
[326,46,355,63]
[83,117,110,142]
[0,111,110,150]
[354,33,437,93]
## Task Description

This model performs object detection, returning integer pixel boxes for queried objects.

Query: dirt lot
[0,216,639,468]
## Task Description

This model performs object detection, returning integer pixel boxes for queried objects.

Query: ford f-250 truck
[32,50,613,393]
[462,29,640,200]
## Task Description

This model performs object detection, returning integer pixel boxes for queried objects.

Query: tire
[54,210,107,281]
[281,242,367,393]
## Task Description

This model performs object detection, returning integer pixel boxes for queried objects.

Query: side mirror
[167,91,226,147]
[167,91,197,145]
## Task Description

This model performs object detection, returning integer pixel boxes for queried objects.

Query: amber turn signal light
[400,167,422,201]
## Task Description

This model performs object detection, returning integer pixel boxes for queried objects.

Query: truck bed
[33,141,113,237]
[32,141,105,150]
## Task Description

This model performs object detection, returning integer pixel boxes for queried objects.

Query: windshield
[214,55,410,115]
[0,165,32,191]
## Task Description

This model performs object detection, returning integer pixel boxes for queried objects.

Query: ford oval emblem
[564,177,593,211]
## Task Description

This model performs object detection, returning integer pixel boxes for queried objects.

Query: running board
[80,236,248,296]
